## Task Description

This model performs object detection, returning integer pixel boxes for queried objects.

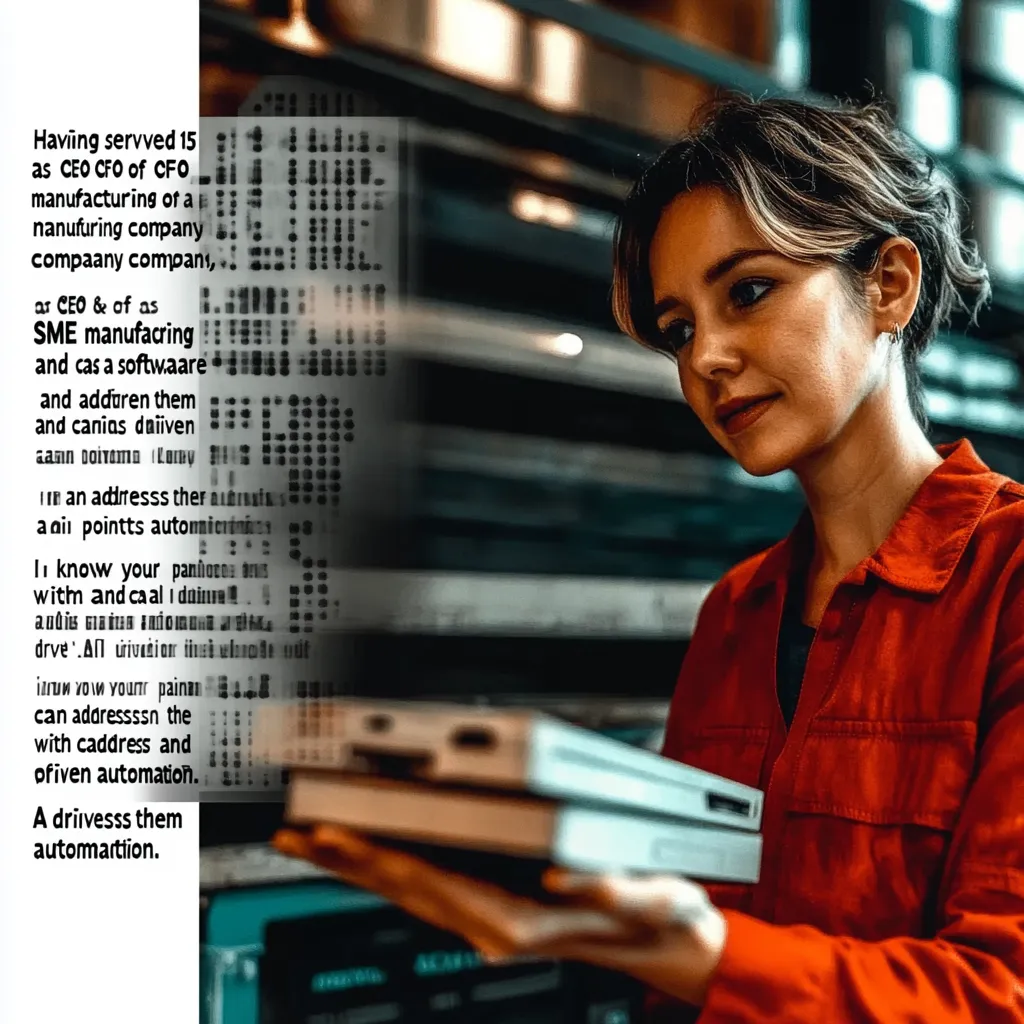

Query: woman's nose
[687,325,744,380]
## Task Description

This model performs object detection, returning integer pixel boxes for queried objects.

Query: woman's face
[648,187,884,477]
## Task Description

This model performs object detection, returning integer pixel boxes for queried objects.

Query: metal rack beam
[501,0,803,99]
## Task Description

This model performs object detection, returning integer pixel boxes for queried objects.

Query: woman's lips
[719,395,779,436]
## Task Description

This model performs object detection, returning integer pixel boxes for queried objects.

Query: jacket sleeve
[694,564,1024,1023]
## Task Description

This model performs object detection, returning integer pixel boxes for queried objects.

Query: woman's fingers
[274,826,532,943]
[608,875,714,930]
[501,905,649,950]
[278,829,481,938]
[544,870,714,929]
[272,828,314,860]
[274,828,667,963]
[272,827,394,895]
[592,877,682,928]
[308,824,377,862]
[543,868,601,896]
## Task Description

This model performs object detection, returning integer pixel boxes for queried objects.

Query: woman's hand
[273,825,727,1007]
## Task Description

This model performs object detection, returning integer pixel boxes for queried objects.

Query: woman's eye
[731,279,774,308]
[660,320,693,353]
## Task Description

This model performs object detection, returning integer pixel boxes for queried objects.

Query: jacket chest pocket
[778,720,977,937]
[667,726,770,913]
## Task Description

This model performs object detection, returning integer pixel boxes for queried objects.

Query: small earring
[889,321,904,346]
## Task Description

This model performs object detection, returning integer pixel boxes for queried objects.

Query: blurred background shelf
[197,0,1024,779]
[197,3,1024,1019]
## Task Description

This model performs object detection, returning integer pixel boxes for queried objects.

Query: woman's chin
[724,434,801,478]
[736,455,793,478]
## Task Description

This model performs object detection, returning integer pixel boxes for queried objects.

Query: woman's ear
[867,237,922,336]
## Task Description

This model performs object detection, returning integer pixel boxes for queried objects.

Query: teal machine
[201,843,640,1024]
[201,845,386,1024]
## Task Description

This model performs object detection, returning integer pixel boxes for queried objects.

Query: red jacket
[654,439,1024,1021]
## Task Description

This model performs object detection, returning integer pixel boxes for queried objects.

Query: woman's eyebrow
[652,248,777,320]
[703,247,777,285]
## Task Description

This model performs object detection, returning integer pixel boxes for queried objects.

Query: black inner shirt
[776,573,817,728]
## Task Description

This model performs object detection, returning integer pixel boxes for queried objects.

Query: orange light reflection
[260,0,330,55]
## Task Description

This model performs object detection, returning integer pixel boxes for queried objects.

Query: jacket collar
[744,439,1006,600]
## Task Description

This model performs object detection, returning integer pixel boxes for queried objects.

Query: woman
[275,94,1024,1021]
